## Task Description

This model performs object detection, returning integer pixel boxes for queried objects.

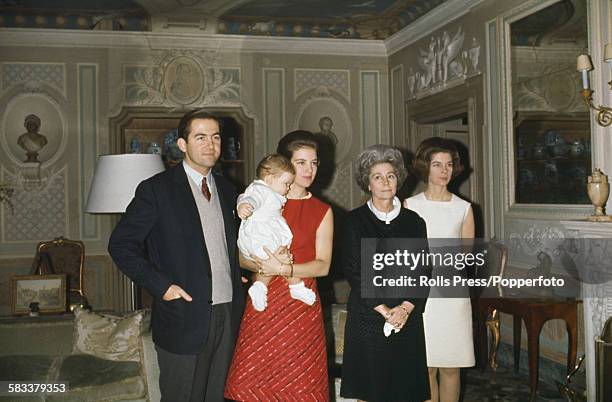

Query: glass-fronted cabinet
[111,107,253,193]
[509,0,591,205]
[514,112,591,204]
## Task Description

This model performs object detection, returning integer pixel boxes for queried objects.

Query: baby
[237,154,316,311]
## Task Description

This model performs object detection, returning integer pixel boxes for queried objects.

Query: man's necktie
[201,177,211,201]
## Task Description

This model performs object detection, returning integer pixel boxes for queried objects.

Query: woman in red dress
[225,131,334,401]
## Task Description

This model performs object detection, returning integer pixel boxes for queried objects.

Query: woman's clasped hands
[378,303,414,337]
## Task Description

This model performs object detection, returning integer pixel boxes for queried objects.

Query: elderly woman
[340,144,430,402]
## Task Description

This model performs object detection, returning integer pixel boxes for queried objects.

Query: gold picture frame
[11,274,66,315]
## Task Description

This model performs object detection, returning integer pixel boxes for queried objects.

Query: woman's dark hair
[276,130,318,160]
[412,137,463,182]
[177,110,222,141]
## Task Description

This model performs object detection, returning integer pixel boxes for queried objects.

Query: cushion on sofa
[72,308,145,362]
[47,355,145,402]
[46,354,145,401]
[0,355,56,381]
[59,354,141,387]
[0,317,74,356]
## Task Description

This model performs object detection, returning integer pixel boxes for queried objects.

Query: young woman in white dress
[404,137,475,402]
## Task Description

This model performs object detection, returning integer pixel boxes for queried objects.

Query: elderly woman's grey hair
[353,144,407,193]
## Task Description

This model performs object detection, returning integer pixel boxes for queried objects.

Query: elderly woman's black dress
[340,204,430,402]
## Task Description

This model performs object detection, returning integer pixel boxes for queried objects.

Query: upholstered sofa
[0,309,160,401]
[0,304,352,402]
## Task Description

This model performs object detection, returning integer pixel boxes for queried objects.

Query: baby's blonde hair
[256,154,295,180]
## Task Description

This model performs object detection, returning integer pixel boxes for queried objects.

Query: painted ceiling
[0,0,450,39]
[0,0,148,31]
[218,0,448,39]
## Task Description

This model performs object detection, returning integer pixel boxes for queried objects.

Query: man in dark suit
[108,110,245,402]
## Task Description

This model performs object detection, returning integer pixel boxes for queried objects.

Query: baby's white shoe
[289,281,316,305]
[248,281,268,312]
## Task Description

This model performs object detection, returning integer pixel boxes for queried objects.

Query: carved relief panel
[122,51,241,107]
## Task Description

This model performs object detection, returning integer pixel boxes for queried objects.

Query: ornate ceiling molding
[0,28,387,57]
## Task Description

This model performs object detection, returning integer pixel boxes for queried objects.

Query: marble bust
[316,116,338,145]
[17,114,48,163]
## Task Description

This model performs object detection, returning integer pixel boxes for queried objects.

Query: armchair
[32,236,87,308]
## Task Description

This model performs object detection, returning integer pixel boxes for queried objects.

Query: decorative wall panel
[404,26,481,99]
[512,49,586,113]
[294,69,350,102]
[360,71,380,146]
[391,64,404,143]
[1,166,68,242]
[263,68,285,152]
[78,64,98,239]
[1,63,66,97]
[123,51,240,107]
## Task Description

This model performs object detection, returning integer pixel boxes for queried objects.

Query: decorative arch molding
[1,91,68,169]
[292,91,353,162]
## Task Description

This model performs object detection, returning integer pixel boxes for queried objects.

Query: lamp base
[587,214,612,222]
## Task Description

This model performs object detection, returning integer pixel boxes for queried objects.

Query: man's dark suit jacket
[108,164,245,354]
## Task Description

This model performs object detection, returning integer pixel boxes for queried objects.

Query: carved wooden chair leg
[486,308,501,369]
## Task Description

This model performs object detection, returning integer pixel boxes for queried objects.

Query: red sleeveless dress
[225,196,330,401]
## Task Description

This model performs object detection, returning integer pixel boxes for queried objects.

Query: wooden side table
[478,299,579,400]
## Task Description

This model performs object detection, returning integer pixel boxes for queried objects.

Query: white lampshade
[576,54,594,71]
[86,154,165,213]
[604,43,612,62]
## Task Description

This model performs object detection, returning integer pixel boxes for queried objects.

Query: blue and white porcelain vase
[147,142,161,155]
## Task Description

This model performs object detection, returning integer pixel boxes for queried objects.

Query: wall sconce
[577,43,612,127]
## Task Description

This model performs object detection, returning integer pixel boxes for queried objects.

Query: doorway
[403,80,486,237]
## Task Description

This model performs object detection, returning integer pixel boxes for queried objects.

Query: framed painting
[11,274,66,315]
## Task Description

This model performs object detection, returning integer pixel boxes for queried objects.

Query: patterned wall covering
[0,61,70,247]
[1,166,68,242]
[294,69,350,101]
[1,63,66,97]
[324,162,354,208]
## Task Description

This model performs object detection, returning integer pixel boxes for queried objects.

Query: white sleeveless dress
[405,192,475,368]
